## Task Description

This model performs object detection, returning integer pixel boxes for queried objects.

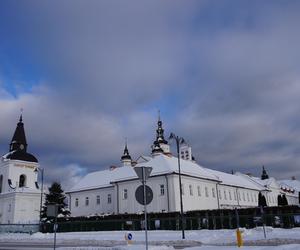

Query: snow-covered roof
[67,154,219,193]
[279,179,300,192]
[205,169,263,191]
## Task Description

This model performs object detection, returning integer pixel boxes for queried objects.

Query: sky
[1,0,300,189]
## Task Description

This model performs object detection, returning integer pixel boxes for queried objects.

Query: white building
[66,117,300,217]
[0,116,41,224]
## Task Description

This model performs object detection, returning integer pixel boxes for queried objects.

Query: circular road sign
[135,185,153,205]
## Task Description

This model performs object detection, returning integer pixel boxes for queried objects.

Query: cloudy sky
[1,1,300,189]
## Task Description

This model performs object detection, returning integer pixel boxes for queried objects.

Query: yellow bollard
[236,228,243,247]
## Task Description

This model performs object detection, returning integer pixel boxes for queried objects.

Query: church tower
[151,113,170,155]
[0,115,41,224]
[121,140,132,167]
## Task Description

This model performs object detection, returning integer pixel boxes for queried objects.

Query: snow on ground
[2,227,300,249]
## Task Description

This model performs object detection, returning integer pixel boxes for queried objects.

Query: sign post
[47,204,59,250]
[134,166,153,250]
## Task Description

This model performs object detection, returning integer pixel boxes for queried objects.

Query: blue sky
[1,1,300,188]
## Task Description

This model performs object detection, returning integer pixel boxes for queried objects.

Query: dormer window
[19,174,26,187]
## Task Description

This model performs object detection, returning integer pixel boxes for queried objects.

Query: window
[108,194,112,204]
[205,187,209,197]
[96,195,100,205]
[75,198,79,207]
[219,189,222,199]
[197,186,201,196]
[85,197,89,206]
[247,193,250,202]
[229,190,232,200]
[19,175,26,187]
[242,192,245,201]
[160,185,165,196]
[238,191,241,201]
[224,190,227,200]
[181,184,184,195]
[251,193,254,202]
[234,192,237,201]
[212,188,216,198]
[123,189,128,200]
[8,204,11,212]
[0,175,3,193]
[189,185,193,196]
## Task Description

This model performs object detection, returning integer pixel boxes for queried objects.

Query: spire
[10,114,27,152]
[121,139,132,166]
[261,166,269,180]
[151,112,170,155]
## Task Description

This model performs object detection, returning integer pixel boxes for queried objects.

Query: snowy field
[1,227,300,249]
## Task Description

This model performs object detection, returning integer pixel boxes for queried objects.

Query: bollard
[236,228,243,247]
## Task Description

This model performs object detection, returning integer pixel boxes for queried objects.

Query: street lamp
[169,132,185,239]
[34,167,44,223]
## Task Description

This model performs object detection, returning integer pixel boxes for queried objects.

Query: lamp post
[169,132,185,239]
[34,167,44,223]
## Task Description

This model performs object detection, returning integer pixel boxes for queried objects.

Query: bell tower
[0,115,40,224]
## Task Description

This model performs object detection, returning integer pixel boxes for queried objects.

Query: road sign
[47,204,58,217]
[134,167,152,183]
[135,185,153,205]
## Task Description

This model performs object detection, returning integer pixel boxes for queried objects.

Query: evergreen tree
[41,182,70,221]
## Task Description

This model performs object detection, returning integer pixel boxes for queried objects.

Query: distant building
[66,117,300,217]
[0,116,41,224]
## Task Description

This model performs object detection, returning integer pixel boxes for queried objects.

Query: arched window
[0,175,3,193]
[19,175,26,187]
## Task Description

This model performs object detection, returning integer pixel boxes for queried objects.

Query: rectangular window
[234,192,237,201]
[108,194,112,204]
[197,186,201,196]
[205,187,209,197]
[212,188,216,198]
[160,185,165,196]
[224,190,227,200]
[96,195,100,205]
[219,189,222,199]
[229,190,232,200]
[181,184,184,195]
[8,204,11,212]
[189,185,193,196]
[123,189,128,200]
[85,197,89,206]
[242,192,245,201]
[75,198,79,207]
[247,193,250,202]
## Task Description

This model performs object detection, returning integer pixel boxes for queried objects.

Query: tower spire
[261,165,269,180]
[121,138,132,166]
[151,112,170,155]
[10,114,27,152]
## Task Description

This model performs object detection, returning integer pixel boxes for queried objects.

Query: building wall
[69,187,115,217]
[0,159,40,224]
[117,175,169,214]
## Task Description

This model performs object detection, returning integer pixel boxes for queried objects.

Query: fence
[0,224,39,234]
[41,212,300,233]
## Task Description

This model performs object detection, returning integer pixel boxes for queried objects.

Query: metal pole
[260,206,266,239]
[54,215,57,250]
[235,208,240,228]
[39,168,44,223]
[176,137,185,239]
[142,167,148,250]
